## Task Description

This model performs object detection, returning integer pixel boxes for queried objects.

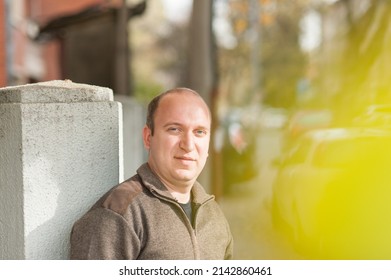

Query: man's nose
[180,132,195,152]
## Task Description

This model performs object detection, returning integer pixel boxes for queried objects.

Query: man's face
[143,93,211,188]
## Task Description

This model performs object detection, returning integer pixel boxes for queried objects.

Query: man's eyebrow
[163,122,210,130]
[163,122,182,128]
[196,125,210,130]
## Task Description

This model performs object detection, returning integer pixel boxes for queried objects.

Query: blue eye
[195,130,207,136]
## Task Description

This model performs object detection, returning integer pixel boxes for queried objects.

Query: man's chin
[174,169,198,182]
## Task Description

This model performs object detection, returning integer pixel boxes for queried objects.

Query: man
[70,88,233,259]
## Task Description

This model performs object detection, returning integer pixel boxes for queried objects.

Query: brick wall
[26,0,121,23]
[0,0,123,86]
[24,0,122,83]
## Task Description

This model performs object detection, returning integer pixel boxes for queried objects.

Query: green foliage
[314,1,391,125]
[261,5,307,109]
[219,0,307,110]
[133,80,164,105]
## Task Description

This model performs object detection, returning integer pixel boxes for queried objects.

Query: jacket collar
[137,163,214,204]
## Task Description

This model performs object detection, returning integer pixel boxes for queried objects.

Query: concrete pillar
[114,95,147,179]
[0,80,123,259]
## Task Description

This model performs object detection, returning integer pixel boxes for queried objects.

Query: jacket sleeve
[224,226,234,260]
[224,221,234,260]
[70,207,141,260]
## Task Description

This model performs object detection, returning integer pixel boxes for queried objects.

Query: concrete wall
[0,80,123,259]
[114,95,147,180]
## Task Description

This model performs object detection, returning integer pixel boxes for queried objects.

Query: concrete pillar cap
[0,80,113,103]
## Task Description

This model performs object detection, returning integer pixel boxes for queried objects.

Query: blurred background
[1,0,391,259]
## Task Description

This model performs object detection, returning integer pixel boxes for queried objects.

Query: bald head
[146,88,211,135]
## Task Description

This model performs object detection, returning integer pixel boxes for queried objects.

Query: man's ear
[142,125,152,150]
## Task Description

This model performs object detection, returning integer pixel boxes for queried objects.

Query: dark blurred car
[271,127,391,259]
[219,108,259,195]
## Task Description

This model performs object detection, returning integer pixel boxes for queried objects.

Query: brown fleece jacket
[70,163,233,260]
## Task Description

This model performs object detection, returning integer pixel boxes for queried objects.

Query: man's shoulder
[101,175,144,215]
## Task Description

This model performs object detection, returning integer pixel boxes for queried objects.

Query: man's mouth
[175,156,196,161]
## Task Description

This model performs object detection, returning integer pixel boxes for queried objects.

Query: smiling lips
[175,156,196,162]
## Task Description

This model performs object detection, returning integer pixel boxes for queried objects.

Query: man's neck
[147,163,194,203]
[164,184,191,204]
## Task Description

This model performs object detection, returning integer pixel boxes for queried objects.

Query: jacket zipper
[150,188,214,259]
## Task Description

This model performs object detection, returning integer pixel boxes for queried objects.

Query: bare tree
[185,0,223,198]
